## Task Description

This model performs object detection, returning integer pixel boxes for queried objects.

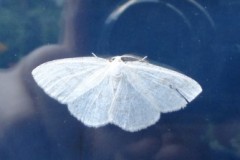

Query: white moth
[32,54,202,132]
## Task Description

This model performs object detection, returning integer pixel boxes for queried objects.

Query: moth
[32,54,202,132]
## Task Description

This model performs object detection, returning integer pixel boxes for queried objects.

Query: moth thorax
[109,62,123,93]
[109,62,123,78]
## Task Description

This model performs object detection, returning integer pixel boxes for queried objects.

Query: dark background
[0,0,240,159]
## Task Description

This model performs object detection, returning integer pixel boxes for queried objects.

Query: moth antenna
[92,53,98,57]
[140,56,148,62]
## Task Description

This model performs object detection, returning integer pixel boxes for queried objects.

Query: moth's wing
[32,57,108,104]
[67,72,114,127]
[125,61,202,113]
[109,73,160,132]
